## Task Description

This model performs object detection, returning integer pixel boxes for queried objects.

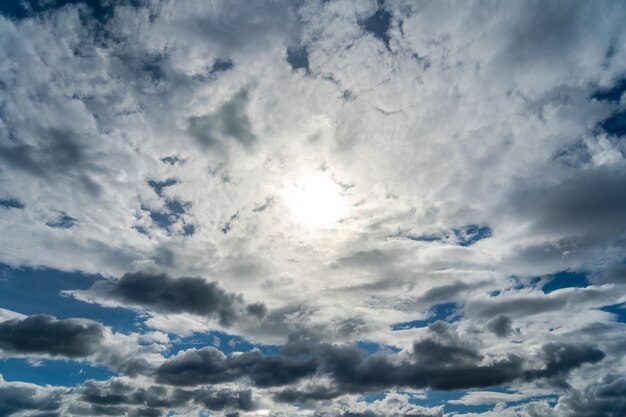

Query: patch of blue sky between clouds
[541,271,589,294]
[360,391,387,403]
[0,264,141,333]
[209,58,234,75]
[0,358,113,387]
[160,156,182,166]
[413,389,491,414]
[431,387,558,415]
[0,198,24,209]
[600,110,626,137]
[0,0,113,22]
[192,58,234,83]
[598,302,626,323]
[286,45,310,73]
[391,302,459,331]
[46,212,77,229]
[592,77,626,137]
[356,340,401,354]
[166,331,281,357]
[592,78,626,102]
[145,178,195,235]
[360,3,392,50]
[143,200,194,236]
[148,178,178,197]
[391,224,492,247]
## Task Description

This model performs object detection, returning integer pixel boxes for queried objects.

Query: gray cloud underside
[75,271,267,326]
[0,315,103,358]
[0,313,606,415]
[147,322,604,400]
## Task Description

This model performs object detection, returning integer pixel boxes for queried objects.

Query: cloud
[487,315,514,338]
[524,343,606,387]
[555,374,626,417]
[0,311,166,378]
[76,378,254,416]
[508,165,626,239]
[275,322,604,402]
[464,284,625,320]
[68,271,267,326]
[188,89,256,149]
[0,376,64,417]
[0,375,256,417]
[155,346,317,388]
[0,315,104,358]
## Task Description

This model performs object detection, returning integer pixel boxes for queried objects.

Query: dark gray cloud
[80,379,191,410]
[0,128,101,196]
[469,293,564,319]
[417,281,486,305]
[524,342,605,388]
[156,346,318,387]
[0,315,104,358]
[276,323,604,402]
[194,388,254,413]
[0,128,80,176]
[504,164,626,273]
[188,89,256,149]
[590,262,626,284]
[557,374,626,417]
[89,271,266,326]
[0,382,62,417]
[318,340,520,394]
[77,378,254,416]
[500,2,583,64]
[510,165,626,238]
[487,315,513,337]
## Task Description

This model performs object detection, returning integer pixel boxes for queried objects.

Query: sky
[0,0,626,416]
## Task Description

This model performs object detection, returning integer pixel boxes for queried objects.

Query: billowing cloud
[275,323,604,402]
[156,346,318,387]
[67,271,267,326]
[76,378,254,416]
[0,376,64,417]
[0,315,104,358]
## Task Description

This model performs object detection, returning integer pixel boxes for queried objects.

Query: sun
[282,173,346,229]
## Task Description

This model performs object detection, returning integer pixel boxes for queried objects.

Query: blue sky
[1,1,626,416]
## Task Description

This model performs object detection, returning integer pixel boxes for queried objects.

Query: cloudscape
[1,1,626,416]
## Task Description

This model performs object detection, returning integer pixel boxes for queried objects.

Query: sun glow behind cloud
[282,173,347,229]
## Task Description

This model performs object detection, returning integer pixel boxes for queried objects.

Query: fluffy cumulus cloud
[1,0,626,415]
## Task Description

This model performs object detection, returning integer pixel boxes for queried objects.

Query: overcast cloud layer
[1,0,626,416]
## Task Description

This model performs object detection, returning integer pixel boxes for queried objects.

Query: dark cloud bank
[0,315,103,358]
[83,271,267,325]
[0,315,606,415]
